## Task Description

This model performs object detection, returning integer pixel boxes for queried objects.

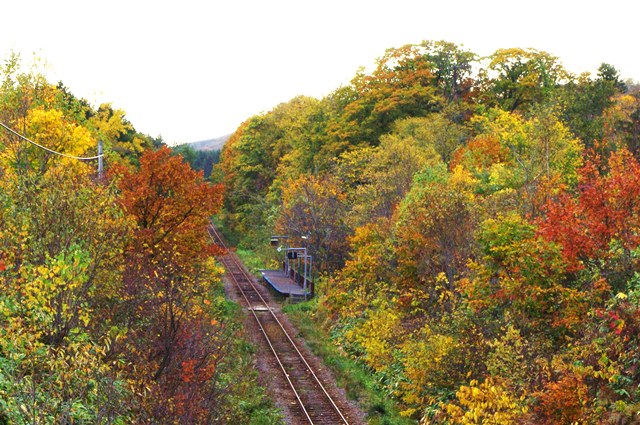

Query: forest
[0,53,281,424]
[2,37,640,425]
[219,41,640,424]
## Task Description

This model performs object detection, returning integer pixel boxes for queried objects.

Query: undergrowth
[283,299,416,425]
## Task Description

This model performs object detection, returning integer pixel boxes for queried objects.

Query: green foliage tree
[172,143,221,179]
[418,40,477,103]
[480,48,569,113]
[560,63,626,147]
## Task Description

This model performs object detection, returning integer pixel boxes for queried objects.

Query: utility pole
[98,139,103,179]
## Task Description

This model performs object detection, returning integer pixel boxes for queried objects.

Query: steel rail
[208,224,350,425]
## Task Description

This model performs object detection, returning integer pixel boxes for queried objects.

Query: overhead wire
[0,121,103,161]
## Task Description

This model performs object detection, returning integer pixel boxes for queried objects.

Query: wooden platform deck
[260,269,307,297]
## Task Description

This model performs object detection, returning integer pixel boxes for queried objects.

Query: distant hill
[188,134,231,151]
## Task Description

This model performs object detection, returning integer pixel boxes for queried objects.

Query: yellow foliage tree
[399,324,460,413]
[1,106,96,177]
[434,378,528,425]
[344,299,401,372]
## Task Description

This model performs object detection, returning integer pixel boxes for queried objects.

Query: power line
[0,122,104,161]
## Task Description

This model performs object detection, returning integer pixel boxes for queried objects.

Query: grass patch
[234,247,269,275]
[283,300,416,425]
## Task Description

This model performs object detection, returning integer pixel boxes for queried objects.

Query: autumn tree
[115,146,226,421]
[462,213,572,334]
[276,174,349,272]
[391,109,469,164]
[0,53,279,424]
[437,377,528,424]
[480,48,569,113]
[338,130,439,228]
[87,103,159,165]
[538,147,640,285]
[0,54,136,423]
[268,96,331,179]
[214,39,640,424]
[324,217,395,317]
[467,107,583,213]
[330,43,445,146]
[603,89,640,156]
[393,165,476,315]
[0,52,48,125]
[0,156,132,423]
[218,97,332,252]
[220,114,283,240]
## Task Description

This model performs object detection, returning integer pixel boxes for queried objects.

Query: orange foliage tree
[538,147,640,282]
[114,146,226,422]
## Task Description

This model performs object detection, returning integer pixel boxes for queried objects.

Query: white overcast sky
[1,0,638,145]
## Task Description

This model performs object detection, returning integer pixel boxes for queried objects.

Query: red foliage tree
[538,147,640,275]
[114,147,225,422]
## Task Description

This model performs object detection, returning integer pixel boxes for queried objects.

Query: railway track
[208,224,352,425]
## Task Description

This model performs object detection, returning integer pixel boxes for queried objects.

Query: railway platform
[260,269,310,300]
